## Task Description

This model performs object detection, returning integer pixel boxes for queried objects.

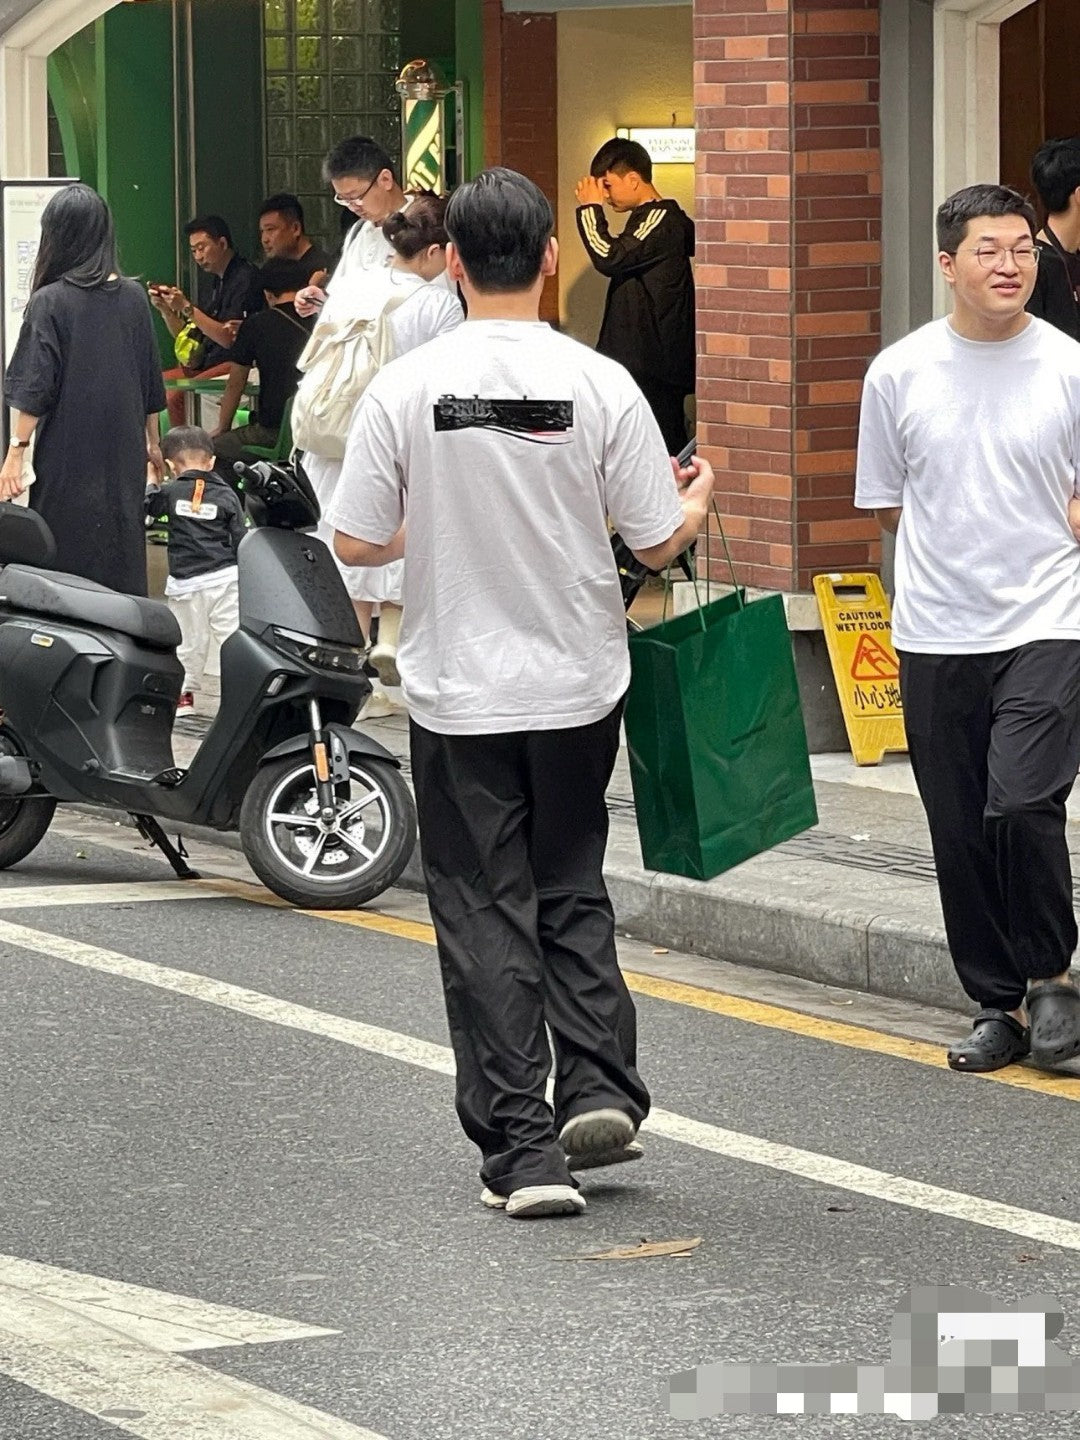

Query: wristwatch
[8,438,30,449]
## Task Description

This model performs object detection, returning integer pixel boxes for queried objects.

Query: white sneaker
[560,1108,640,1171]
[567,1139,645,1172]
[480,1187,507,1210]
[360,687,398,720]
[505,1185,586,1219]
[369,643,400,689]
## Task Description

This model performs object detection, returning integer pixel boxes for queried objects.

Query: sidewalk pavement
[164,703,1080,1018]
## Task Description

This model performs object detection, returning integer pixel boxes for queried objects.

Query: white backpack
[292,267,417,460]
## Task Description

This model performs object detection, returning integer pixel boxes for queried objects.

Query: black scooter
[0,459,416,908]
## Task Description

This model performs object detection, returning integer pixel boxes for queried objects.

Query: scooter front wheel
[239,754,417,909]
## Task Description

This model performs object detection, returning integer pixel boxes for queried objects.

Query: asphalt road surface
[0,811,1079,1438]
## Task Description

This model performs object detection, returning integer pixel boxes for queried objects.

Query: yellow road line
[202,877,1080,1102]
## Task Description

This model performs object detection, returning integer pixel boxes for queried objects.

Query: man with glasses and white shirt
[856,183,1080,1077]
[295,135,410,317]
[294,136,412,716]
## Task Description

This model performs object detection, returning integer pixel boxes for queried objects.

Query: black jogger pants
[900,640,1080,1012]
[409,704,650,1195]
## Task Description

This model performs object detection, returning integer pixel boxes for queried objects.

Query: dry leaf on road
[561,1237,703,1262]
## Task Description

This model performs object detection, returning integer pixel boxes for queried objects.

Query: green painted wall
[191,1,265,265]
[47,0,264,362]
[399,0,484,182]
[94,2,176,303]
[47,28,98,189]
[455,0,484,177]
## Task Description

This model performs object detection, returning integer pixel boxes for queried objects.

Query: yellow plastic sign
[813,572,908,766]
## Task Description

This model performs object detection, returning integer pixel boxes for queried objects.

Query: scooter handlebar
[232,461,263,490]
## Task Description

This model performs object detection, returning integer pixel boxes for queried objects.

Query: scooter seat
[0,565,181,650]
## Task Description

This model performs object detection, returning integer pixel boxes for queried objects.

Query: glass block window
[264,0,402,249]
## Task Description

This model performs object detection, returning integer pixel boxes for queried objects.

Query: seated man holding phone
[150,215,264,426]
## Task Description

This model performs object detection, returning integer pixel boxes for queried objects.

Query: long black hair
[31,183,119,293]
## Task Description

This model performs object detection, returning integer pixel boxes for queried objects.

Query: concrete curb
[604,861,968,1014]
[66,803,972,1016]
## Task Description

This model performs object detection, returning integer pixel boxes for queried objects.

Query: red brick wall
[481,4,560,322]
[694,0,882,592]
[792,0,881,588]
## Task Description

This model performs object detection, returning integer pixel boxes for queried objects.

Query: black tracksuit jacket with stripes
[576,198,696,391]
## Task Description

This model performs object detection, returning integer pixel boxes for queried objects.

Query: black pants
[409,704,650,1195]
[635,376,690,456]
[900,642,1080,1011]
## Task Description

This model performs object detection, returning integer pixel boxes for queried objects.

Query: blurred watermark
[667,1287,1080,1422]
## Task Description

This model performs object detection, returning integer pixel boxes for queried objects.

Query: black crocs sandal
[947,1009,1031,1073]
[1026,981,1080,1068]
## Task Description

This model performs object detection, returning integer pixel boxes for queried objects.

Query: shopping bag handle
[711,499,743,607]
[661,491,744,631]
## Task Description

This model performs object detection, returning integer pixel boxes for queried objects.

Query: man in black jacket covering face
[575,137,696,454]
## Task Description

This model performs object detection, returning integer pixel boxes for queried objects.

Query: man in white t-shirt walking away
[328,168,713,1218]
[856,183,1080,1075]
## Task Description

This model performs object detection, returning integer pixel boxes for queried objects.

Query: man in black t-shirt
[211,258,314,467]
[152,214,265,426]
[1026,138,1080,341]
[258,192,332,286]
[575,137,696,453]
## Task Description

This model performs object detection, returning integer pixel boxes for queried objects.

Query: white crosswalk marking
[0,1255,387,1439]
[1,917,1080,1256]
[0,881,230,909]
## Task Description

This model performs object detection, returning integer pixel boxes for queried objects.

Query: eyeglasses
[960,245,1040,270]
[333,175,379,209]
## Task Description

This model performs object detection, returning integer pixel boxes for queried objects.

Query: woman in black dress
[0,184,166,595]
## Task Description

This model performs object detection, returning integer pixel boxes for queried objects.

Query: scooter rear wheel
[0,732,55,870]
[0,794,56,870]
[240,754,417,909]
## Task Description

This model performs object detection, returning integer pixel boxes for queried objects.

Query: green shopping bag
[624,515,818,880]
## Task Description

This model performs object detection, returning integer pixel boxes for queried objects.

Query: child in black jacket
[147,426,247,712]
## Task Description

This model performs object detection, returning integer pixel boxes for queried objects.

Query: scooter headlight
[273,627,367,674]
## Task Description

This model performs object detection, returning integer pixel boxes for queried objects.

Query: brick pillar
[481,3,559,322]
[694,0,882,592]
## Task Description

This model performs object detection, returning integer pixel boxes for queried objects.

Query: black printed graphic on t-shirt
[433,395,573,443]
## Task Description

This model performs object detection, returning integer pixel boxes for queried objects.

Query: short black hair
[184,214,233,246]
[161,426,215,464]
[590,137,653,184]
[323,134,398,187]
[260,192,305,229]
[256,257,310,295]
[935,184,1037,254]
[445,168,553,293]
[1030,137,1080,215]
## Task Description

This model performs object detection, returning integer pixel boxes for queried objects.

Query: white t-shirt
[331,216,395,283]
[326,321,684,734]
[387,274,463,354]
[855,316,1080,654]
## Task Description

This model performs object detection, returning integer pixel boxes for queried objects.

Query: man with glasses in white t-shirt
[328,168,714,1220]
[294,135,412,717]
[856,183,1080,1077]
[294,135,408,317]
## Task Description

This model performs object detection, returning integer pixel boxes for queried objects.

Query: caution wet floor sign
[813,573,908,766]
